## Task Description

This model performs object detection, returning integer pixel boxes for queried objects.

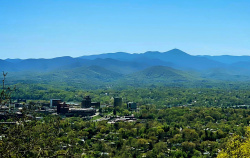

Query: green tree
[217,127,250,158]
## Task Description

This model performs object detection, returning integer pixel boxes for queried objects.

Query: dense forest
[11,83,250,108]
[1,106,250,157]
[1,80,250,157]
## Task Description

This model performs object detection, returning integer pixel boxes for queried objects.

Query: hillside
[6,66,123,89]
[2,49,250,89]
[130,66,197,82]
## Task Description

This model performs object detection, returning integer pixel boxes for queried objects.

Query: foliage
[0,72,16,105]
[217,127,250,158]
[2,74,250,157]
[1,106,250,157]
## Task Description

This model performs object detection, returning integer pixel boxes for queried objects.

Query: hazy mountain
[201,68,250,81]
[2,49,227,73]
[81,49,226,71]
[142,65,196,79]
[142,49,225,70]
[85,58,148,74]
[5,59,23,63]
[43,65,122,83]
[2,48,250,86]
[2,56,89,72]
[80,52,137,61]
[203,55,250,64]
[0,59,17,71]
[123,66,200,87]
[16,56,89,72]
[231,61,250,68]
[7,65,124,89]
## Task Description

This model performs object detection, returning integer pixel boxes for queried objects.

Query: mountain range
[2,49,250,89]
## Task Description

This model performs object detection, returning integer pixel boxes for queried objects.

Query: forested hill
[2,49,250,89]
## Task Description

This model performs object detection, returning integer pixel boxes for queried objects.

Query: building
[114,97,122,107]
[57,102,69,114]
[81,96,100,109]
[81,96,91,108]
[50,99,62,108]
[57,101,96,117]
[127,102,137,110]
[91,102,100,109]
[68,108,96,117]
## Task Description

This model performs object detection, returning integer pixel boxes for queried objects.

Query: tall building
[114,97,122,107]
[81,96,92,108]
[81,96,100,108]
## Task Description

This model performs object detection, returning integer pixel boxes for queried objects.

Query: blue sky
[0,0,249,59]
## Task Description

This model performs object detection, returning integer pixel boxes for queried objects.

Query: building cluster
[114,97,137,110]
[0,98,29,120]
[55,96,137,117]
[0,95,138,120]
[51,97,96,117]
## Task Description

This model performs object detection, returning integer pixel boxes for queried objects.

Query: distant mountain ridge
[2,49,250,88]
[202,55,250,64]
[2,49,228,72]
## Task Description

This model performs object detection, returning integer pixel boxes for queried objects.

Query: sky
[0,0,250,59]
